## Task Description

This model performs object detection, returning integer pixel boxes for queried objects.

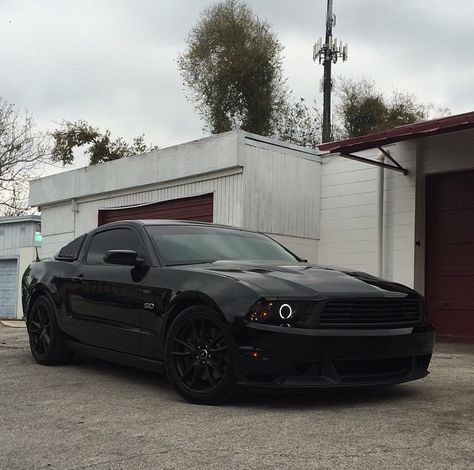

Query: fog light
[250,350,261,360]
[279,303,293,319]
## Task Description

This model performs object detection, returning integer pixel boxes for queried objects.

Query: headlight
[278,303,293,319]
[247,299,307,326]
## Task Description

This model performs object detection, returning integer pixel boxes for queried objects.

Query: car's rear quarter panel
[22,259,76,323]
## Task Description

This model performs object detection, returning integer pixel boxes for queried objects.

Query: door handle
[72,274,84,283]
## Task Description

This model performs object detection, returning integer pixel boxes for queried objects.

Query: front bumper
[234,322,435,389]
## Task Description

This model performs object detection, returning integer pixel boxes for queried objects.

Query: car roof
[139,219,215,226]
[99,219,246,231]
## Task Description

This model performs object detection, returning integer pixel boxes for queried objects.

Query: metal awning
[318,111,474,174]
[332,146,409,174]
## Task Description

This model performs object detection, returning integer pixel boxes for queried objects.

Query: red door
[426,170,474,341]
[98,194,213,226]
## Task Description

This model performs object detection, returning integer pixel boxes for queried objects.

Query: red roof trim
[318,111,474,154]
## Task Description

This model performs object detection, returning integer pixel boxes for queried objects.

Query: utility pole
[313,0,348,143]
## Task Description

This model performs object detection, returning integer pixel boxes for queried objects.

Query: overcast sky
[1,0,473,171]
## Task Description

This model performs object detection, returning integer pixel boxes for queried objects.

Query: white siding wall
[241,137,321,241]
[319,140,417,287]
[319,157,378,273]
[30,131,239,207]
[40,203,75,259]
[420,129,474,175]
[267,233,318,263]
[40,231,76,259]
[382,142,418,286]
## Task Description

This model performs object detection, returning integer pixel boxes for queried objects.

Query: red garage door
[98,193,213,226]
[426,170,474,341]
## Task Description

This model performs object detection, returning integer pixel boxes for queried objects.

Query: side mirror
[103,250,146,267]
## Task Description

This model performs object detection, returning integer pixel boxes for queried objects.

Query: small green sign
[33,231,43,245]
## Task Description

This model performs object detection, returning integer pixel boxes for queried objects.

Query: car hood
[179,261,416,299]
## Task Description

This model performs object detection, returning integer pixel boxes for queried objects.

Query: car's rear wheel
[28,296,72,365]
[165,306,236,405]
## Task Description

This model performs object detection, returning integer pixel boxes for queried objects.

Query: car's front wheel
[27,296,72,365]
[165,306,236,405]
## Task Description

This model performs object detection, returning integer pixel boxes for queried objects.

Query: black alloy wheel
[165,307,236,405]
[29,301,52,356]
[28,296,72,365]
[172,317,229,391]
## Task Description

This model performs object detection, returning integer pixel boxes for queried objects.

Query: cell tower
[313,0,348,143]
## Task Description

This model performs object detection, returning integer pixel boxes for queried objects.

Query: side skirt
[66,341,164,374]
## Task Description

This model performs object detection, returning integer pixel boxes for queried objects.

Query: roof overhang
[0,214,41,225]
[318,111,474,155]
[317,111,474,176]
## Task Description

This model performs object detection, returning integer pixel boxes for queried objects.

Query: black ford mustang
[22,220,435,404]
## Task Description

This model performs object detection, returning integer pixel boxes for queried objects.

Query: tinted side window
[86,228,145,265]
[56,234,86,260]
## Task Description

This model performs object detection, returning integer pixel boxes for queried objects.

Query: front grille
[319,297,421,328]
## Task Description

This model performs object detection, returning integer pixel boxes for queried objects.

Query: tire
[27,296,72,365]
[164,306,236,405]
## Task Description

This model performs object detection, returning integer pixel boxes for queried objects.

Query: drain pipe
[375,154,385,277]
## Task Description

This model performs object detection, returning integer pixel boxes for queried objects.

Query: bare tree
[273,97,321,148]
[0,99,49,216]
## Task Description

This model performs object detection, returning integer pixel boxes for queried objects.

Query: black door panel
[71,265,145,354]
[63,227,152,355]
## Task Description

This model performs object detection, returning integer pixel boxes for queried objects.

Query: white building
[30,131,322,261]
[0,215,41,319]
[28,113,474,340]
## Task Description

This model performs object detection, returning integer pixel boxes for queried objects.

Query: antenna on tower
[313,0,349,143]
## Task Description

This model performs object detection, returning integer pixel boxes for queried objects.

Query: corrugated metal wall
[0,221,38,258]
[241,139,321,239]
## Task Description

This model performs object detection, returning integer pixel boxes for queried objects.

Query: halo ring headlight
[279,303,293,320]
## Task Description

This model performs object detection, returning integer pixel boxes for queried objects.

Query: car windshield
[146,225,299,266]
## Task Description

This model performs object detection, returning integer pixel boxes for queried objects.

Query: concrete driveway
[0,324,472,470]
